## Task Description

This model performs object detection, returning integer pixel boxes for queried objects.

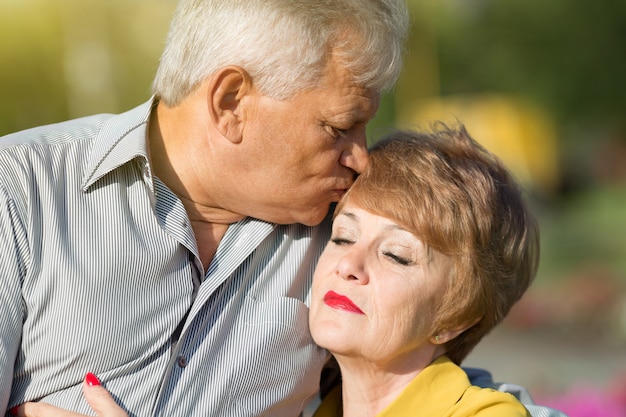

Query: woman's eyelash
[384,251,412,266]
[331,237,352,245]
[330,235,415,265]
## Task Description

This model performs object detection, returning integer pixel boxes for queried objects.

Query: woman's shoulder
[456,384,531,417]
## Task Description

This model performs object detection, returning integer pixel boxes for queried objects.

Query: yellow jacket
[313,356,530,417]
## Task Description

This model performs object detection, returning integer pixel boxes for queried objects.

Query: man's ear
[207,66,252,144]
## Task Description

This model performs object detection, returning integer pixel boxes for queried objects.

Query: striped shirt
[0,98,330,416]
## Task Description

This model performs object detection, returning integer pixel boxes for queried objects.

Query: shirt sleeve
[464,389,532,417]
[0,184,28,411]
[464,367,570,417]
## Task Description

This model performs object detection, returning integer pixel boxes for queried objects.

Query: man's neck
[148,100,245,270]
[148,100,246,225]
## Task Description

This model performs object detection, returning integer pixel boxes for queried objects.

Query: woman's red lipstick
[323,291,364,314]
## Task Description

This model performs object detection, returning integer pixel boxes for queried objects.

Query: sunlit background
[1,1,624,415]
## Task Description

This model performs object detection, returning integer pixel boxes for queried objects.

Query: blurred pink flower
[539,386,625,417]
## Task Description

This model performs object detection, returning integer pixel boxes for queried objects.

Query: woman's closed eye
[330,237,354,246]
[383,251,413,266]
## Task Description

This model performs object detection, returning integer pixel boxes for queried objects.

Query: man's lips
[323,290,364,314]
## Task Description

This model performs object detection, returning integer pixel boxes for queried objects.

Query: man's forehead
[325,90,380,120]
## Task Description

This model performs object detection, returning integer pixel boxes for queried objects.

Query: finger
[14,401,86,417]
[82,374,128,417]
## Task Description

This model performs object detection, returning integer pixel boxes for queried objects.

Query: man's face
[228,56,380,226]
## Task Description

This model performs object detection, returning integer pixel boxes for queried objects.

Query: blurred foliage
[432,0,626,128]
[536,185,626,281]
[0,0,174,135]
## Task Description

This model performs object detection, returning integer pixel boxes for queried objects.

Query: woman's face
[309,203,453,371]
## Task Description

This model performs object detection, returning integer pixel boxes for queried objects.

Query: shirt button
[177,355,188,368]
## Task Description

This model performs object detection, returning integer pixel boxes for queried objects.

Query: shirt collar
[81,96,157,191]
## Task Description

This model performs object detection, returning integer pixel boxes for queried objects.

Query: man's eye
[333,128,348,138]
[325,125,348,139]
[383,251,412,266]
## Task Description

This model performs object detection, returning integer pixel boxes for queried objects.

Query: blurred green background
[1,0,624,413]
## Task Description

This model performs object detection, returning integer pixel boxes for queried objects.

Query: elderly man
[1,1,407,416]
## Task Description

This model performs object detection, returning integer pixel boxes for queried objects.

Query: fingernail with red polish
[10,406,19,415]
[85,372,101,387]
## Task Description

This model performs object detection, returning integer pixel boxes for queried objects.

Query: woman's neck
[334,349,444,417]
[336,361,421,417]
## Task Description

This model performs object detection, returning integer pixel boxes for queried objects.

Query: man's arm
[464,367,570,417]
[0,186,28,412]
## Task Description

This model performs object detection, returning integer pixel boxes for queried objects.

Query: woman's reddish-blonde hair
[335,124,539,364]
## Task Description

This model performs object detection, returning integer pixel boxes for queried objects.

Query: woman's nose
[336,247,369,284]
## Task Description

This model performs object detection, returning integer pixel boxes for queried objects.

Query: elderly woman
[310,125,538,416]
[13,126,538,417]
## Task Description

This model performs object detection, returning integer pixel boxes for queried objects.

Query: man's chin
[297,204,335,226]
[258,203,335,226]
[272,205,332,227]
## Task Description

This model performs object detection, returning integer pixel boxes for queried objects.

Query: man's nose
[340,132,369,174]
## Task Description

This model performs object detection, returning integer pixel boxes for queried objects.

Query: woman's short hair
[153,0,410,106]
[337,124,539,364]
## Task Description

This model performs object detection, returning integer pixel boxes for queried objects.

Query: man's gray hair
[153,0,410,106]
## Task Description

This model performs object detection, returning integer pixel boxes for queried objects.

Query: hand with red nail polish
[10,374,128,417]
[85,372,101,387]
[10,402,86,417]
[81,374,128,417]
